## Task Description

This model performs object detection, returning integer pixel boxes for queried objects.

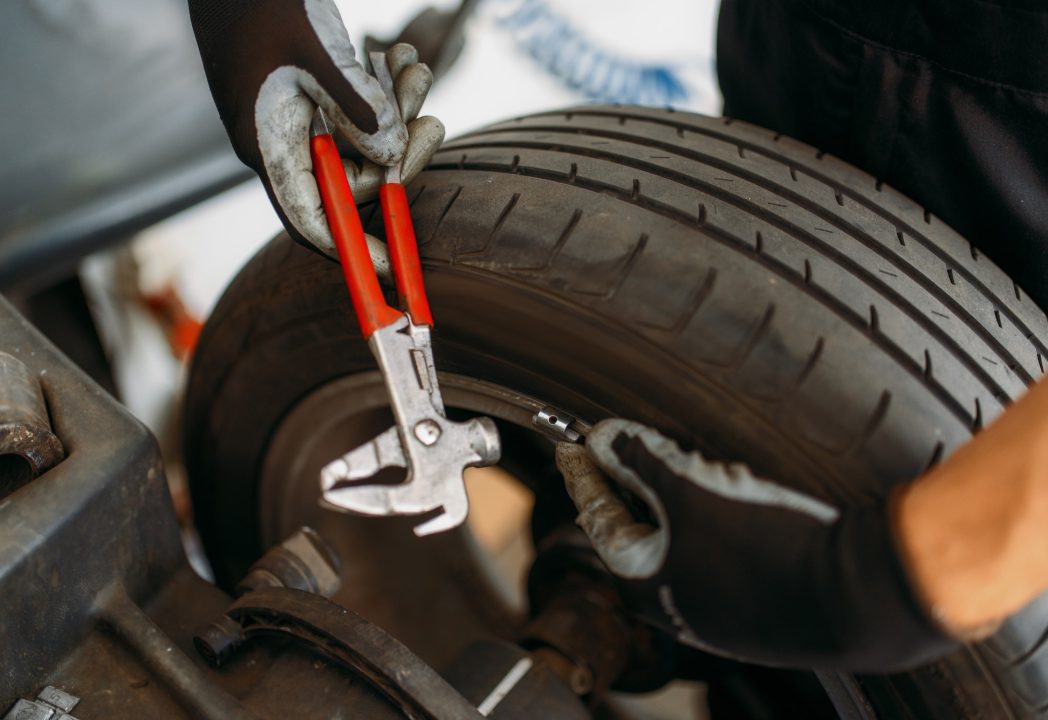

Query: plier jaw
[309,54,501,536]
[318,316,501,537]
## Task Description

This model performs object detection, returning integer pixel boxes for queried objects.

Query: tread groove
[790,337,825,396]
[734,303,776,369]
[430,159,1003,424]
[853,390,892,449]
[670,267,718,335]
[459,192,520,259]
[511,208,582,273]
[468,110,1048,360]
[441,133,1039,382]
[922,441,945,473]
[426,185,463,246]
[563,233,648,300]
[407,184,427,208]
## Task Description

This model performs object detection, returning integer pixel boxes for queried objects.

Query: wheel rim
[259,369,586,669]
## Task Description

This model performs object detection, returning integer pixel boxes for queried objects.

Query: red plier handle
[381,182,433,327]
[310,129,432,338]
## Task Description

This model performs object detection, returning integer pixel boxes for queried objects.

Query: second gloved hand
[189,0,444,256]
[557,419,957,672]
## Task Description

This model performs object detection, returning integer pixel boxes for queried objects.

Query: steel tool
[309,54,500,537]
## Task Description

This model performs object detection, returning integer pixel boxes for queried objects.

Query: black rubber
[184,106,1048,717]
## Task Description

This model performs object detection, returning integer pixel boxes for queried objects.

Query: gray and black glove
[558,419,957,672]
[188,0,444,256]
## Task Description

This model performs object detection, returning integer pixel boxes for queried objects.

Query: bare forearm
[897,378,1048,634]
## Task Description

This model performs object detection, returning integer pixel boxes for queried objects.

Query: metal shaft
[0,352,63,497]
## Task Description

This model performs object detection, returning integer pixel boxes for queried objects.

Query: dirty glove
[189,0,445,256]
[556,419,957,672]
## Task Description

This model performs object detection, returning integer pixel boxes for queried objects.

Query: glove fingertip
[400,116,445,182]
[405,116,445,159]
[408,114,445,137]
[387,42,420,77]
[395,63,435,123]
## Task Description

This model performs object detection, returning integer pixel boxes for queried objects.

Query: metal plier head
[320,317,500,536]
[311,53,501,536]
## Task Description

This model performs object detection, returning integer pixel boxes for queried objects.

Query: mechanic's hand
[557,419,957,672]
[189,0,444,256]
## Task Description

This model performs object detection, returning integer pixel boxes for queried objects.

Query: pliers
[309,53,500,537]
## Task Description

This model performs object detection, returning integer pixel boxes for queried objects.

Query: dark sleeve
[717,0,1048,312]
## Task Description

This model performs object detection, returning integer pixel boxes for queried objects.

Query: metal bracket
[204,587,486,719]
[4,686,80,720]
[532,406,581,443]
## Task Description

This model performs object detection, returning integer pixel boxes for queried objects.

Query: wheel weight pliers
[310,53,500,537]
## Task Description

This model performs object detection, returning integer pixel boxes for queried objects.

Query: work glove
[556,419,957,672]
[189,0,444,257]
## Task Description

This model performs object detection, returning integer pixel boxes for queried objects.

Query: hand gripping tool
[309,53,500,537]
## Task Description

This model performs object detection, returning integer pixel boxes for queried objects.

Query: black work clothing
[718,0,1048,312]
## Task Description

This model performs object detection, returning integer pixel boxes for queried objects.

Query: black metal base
[0,296,404,718]
[0,296,593,720]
